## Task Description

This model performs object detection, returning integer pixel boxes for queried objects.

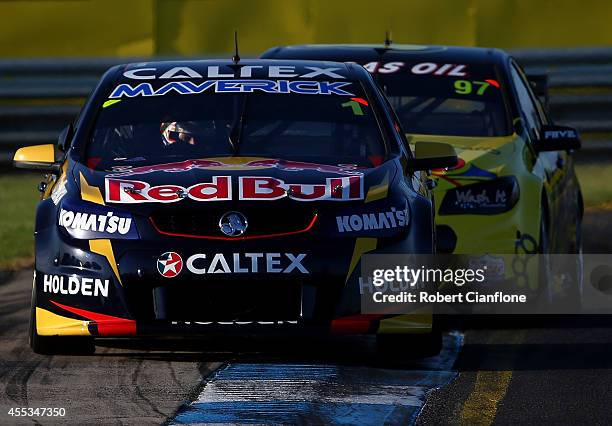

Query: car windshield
[376,63,510,137]
[86,85,386,170]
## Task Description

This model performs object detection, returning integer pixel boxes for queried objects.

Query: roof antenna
[384,30,393,49]
[375,30,392,55]
[232,30,240,64]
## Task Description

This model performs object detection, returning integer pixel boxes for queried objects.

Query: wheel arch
[514,171,546,250]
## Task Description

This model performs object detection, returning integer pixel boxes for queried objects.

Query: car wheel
[539,209,583,312]
[538,207,554,307]
[376,331,442,359]
[563,216,583,310]
[29,285,95,356]
[574,217,584,304]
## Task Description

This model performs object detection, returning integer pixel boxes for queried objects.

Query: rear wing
[527,73,549,112]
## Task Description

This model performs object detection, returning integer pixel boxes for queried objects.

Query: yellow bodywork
[378,307,434,334]
[13,144,55,166]
[36,307,90,336]
[364,132,547,332]
[408,133,543,254]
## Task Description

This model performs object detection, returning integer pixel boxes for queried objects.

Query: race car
[13,59,457,355]
[262,44,584,302]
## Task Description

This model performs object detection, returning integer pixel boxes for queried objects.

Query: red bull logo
[105,176,363,203]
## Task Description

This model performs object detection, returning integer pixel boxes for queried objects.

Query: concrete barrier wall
[0,0,611,58]
[1,48,612,165]
[0,0,154,56]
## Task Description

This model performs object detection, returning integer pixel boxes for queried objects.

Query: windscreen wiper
[228,94,248,155]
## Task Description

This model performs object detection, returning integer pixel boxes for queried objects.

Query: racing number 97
[454,80,490,95]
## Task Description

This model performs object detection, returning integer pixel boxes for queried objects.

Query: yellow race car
[263,44,584,301]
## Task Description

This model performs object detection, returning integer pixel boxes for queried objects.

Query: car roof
[261,44,510,66]
[107,59,370,84]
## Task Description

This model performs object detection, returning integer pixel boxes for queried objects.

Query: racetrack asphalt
[417,211,612,425]
[0,270,221,424]
[418,318,612,425]
[3,268,612,424]
[0,270,462,425]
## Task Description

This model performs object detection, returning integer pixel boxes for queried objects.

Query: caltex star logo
[157,252,183,278]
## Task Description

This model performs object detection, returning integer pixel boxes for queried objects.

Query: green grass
[0,174,41,269]
[0,163,609,269]
[575,163,612,208]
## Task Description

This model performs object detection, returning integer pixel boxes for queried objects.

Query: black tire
[29,286,95,355]
[573,216,584,304]
[538,205,553,307]
[562,215,583,310]
[538,208,583,312]
[376,331,443,359]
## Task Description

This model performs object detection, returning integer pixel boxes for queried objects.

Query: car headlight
[58,199,139,240]
[438,176,519,215]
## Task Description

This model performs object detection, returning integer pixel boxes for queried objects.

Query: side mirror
[412,141,458,171]
[13,144,61,172]
[535,125,581,152]
[57,123,74,152]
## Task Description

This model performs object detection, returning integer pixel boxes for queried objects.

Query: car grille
[150,205,317,239]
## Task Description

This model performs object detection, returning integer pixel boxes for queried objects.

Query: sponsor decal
[544,129,577,139]
[43,274,109,297]
[433,162,497,183]
[106,176,231,203]
[107,158,363,177]
[360,62,467,77]
[410,62,467,76]
[157,252,183,278]
[51,175,67,205]
[157,252,309,276]
[239,176,362,201]
[469,255,505,280]
[363,61,405,74]
[185,252,308,275]
[122,65,347,80]
[170,320,298,326]
[439,176,518,215]
[105,176,362,203]
[109,80,354,99]
[453,187,508,209]
[336,206,409,233]
[59,208,134,237]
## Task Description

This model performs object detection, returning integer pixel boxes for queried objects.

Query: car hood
[406,133,523,194]
[407,133,517,159]
[407,133,521,186]
[71,156,394,215]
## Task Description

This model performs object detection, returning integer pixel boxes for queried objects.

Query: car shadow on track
[93,334,454,371]
[440,314,612,330]
[456,340,612,372]
[438,314,612,372]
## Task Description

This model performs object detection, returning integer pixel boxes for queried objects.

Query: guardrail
[512,47,612,156]
[0,58,125,164]
[0,49,611,165]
